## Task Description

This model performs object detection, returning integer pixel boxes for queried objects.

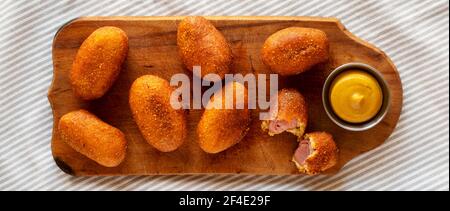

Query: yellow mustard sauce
[329,70,383,123]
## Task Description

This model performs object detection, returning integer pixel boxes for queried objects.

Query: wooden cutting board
[49,16,403,176]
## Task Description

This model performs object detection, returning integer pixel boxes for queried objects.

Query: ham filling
[268,119,298,134]
[294,139,311,164]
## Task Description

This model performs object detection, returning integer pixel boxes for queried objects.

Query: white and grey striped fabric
[0,0,448,191]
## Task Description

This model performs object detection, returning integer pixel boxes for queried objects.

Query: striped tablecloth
[0,0,448,191]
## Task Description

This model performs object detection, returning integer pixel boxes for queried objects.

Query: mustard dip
[329,70,383,123]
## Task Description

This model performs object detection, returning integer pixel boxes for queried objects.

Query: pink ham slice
[268,119,298,134]
[294,139,311,164]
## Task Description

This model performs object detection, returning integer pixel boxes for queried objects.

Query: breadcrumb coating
[177,16,232,81]
[58,109,127,167]
[261,27,329,76]
[71,26,128,100]
[129,75,187,152]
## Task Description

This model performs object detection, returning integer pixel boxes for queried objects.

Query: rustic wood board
[49,16,403,176]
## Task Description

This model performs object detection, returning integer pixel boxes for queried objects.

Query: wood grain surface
[49,16,403,176]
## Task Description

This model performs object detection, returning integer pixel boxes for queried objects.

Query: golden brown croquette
[58,109,127,167]
[261,88,308,137]
[129,75,187,152]
[177,16,232,81]
[292,132,339,175]
[197,82,251,153]
[70,26,128,100]
[261,27,329,76]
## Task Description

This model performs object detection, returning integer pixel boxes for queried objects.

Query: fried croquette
[292,132,338,175]
[58,109,127,167]
[261,27,329,76]
[261,88,308,137]
[71,26,128,100]
[177,16,232,81]
[129,75,187,152]
[197,82,251,153]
